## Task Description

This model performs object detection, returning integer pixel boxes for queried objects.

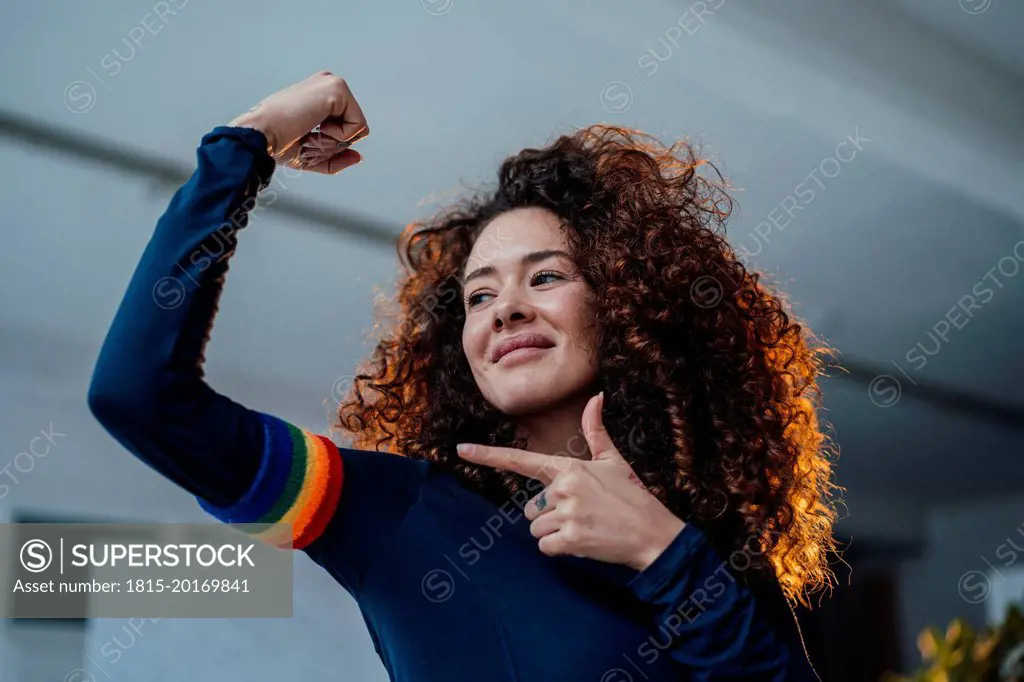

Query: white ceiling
[1,0,1022,543]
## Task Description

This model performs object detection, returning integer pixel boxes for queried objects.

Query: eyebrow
[460,249,574,286]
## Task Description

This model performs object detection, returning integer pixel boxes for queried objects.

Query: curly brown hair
[334,124,839,607]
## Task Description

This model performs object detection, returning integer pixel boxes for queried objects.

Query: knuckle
[317,74,347,94]
[559,470,581,490]
[550,486,570,504]
[539,535,562,556]
[558,499,577,517]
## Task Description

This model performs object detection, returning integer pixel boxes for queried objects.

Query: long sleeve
[88,125,429,593]
[86,126,345,550]
[627,523,820,680]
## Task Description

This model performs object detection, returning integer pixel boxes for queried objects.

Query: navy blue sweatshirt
[87,125,821,681]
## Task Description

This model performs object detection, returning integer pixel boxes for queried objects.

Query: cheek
[556,289,599,355]
[461,316,488,368]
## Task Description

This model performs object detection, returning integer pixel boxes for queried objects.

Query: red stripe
[293,436,344,550]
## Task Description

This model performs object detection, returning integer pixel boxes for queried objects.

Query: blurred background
[1,0,1022,679]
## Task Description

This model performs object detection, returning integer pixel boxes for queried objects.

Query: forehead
[466,207,566,268]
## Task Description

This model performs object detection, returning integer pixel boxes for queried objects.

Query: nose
[491,289,536,331]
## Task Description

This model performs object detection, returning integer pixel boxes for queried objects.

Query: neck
[515,392,594,460]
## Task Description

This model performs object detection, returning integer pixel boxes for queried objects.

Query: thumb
[583,392,623,462]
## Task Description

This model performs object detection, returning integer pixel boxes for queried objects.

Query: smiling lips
[491,333,556,363]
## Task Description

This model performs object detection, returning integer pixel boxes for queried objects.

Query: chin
[485,374,589,417]
[487,388,547,416]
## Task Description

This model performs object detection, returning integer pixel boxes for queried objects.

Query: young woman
[89,70,837,680]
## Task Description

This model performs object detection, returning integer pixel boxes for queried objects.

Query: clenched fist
[230,70,368,175]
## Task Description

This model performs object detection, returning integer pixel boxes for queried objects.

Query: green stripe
[258,423,307,524]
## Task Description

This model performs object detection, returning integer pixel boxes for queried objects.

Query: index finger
[456,444,571,485]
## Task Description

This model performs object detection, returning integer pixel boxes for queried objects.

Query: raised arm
[87,123,274,506]
[88,72,372,553]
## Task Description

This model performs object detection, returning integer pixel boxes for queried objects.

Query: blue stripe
[198,412,295,523]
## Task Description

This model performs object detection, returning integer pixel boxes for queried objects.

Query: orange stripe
[294,436,344,549]
[291,437,333,542]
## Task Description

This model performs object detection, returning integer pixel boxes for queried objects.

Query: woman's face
[461,207,599,416]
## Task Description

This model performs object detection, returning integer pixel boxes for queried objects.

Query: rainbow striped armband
[198,412,344,550]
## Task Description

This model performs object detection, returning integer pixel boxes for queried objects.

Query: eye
[464,270,566,308]
[465,290,493,307]
[531,270,564,286]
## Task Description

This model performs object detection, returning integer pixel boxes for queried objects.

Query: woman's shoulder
[334,445,434,491]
